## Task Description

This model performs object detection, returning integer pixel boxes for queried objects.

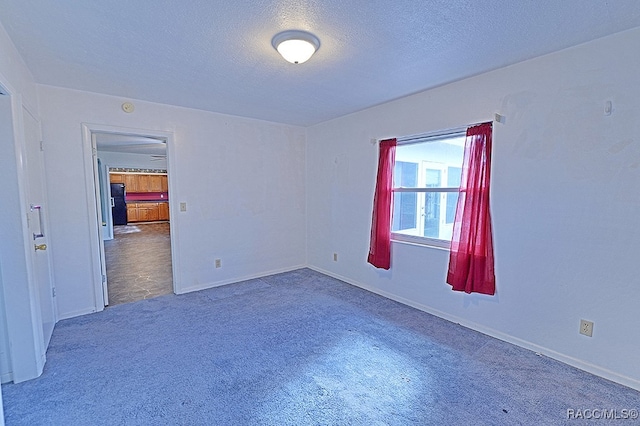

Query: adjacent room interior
[95,132,174,305]
[1,1,639,424]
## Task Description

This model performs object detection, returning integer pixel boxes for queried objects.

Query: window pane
[392,191,455,240]
[391,132,464,244]
[424,169,441,237]
[394,136,465,188]
[445,166,462,223]
[392,161,418,231]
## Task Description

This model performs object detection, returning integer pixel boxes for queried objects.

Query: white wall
[0,25,38,112]
[39,85,307,319]
[306,27,640,390]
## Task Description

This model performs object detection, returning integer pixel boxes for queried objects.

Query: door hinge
[40,140,44,151]
[52,287,56,297]
[102,274,107,284]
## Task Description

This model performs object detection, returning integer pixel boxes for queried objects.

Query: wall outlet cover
[579,319,594,337]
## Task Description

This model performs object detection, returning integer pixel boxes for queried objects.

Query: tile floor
[104,222,173,306]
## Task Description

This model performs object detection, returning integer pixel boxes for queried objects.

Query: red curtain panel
[367,138,397,269]
[447,123,496,295]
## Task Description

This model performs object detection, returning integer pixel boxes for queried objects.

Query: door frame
[81,123,180,309]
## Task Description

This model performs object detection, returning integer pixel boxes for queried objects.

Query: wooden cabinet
[126,204,139,222]
[148,175,164,192]
[137,203,159,222]
[126,202,169,223]
[109,173,125,184]
[110,172,169,223]
[124,174,139,192]
[110,173,168,193]
[158,202,170,221]
[137,175,152,192]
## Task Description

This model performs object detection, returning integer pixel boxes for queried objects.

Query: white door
[22,107,57,348]
[91,136,109,306]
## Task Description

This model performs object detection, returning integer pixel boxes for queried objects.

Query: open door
[90,134,109,306]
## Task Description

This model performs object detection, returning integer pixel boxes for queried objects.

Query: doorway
[83,124,178,309]
[104,222,172,305]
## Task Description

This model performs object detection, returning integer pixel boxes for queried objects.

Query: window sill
[391,234,450,251]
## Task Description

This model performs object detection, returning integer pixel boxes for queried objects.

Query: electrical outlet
[333,253,338,262]
[579,319,593,337]
[215,259,221,268]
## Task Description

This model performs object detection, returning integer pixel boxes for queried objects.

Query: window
[391,130,466,248]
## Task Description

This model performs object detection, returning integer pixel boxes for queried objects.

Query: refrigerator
[110,183,127,225]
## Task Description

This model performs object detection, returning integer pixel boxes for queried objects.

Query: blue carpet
[2,268,639,425]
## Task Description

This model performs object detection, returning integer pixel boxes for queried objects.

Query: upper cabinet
[109,173,168,193]
[123,174,139,192]
[109,173,125,184]
[148,174,164,192]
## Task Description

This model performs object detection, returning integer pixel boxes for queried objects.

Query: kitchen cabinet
[109,172,170,223]
[109,173,125,184]
[158,202,170,221]
[109,173,168,193]
[148,175,164,192]
[124,174,139,192]
[137,203,159,222]
[136,174,151,192]
[126,202,169,223]
[126,204,139,222]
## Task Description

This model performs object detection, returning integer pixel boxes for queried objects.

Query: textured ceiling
[1,1,640,126]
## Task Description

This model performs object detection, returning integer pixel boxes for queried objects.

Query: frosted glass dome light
[272,30,320,64]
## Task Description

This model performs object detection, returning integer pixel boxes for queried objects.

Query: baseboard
[57,306,98,321]
[176,264,308,295]
[307,265,640,392]
[1,371,13,384]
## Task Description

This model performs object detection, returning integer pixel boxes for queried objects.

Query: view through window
[392,131,465,247]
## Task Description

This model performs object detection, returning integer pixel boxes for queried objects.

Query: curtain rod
[377,113,505,145]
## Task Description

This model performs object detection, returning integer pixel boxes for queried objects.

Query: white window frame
[391,127,466,249]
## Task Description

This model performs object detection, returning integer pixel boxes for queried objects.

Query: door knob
[34,244,47,251]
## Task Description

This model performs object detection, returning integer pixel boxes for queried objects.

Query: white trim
[57,306,98,321]
[0,371,12,384]
[306,265,640,392]
[397,127,466,145]
[393,187,458,193]
[391,233,450,249]
[109,171,168,175]
[81,125,106,310]
[177,264,307,294]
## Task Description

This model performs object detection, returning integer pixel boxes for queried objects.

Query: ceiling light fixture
[271,30,320,64]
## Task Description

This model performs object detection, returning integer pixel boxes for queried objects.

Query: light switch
[180,202,187,212]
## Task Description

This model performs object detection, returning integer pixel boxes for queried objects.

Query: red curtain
[447,123,495,295]
[367,138,397,269]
